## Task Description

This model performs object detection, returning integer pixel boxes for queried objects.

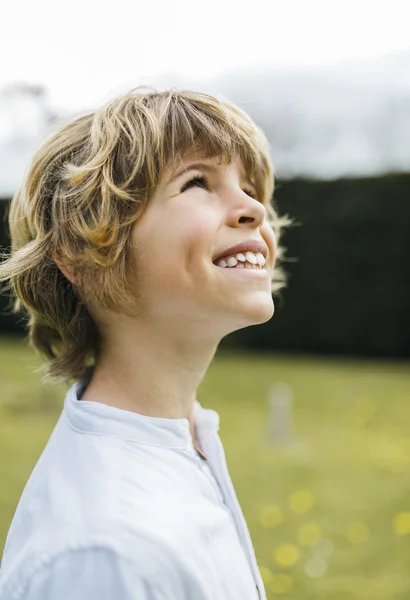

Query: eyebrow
[167,162,255,188]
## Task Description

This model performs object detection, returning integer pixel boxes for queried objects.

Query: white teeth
[227,256,238,267]
[245,251,258,265]
[256,252,265,266]
[215,250,266,269]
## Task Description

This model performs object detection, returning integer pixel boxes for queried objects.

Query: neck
[80,319,219,446]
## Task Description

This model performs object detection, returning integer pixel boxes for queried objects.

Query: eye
[180,174,209,193]
[181,173,258,200]
[243,188,258,201]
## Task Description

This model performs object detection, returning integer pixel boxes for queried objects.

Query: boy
[0,87,292,599]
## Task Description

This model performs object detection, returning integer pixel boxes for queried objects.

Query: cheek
[160,206,217,258]
[131,208,216,281]
[261,222,278,266]
[184,212,216,246]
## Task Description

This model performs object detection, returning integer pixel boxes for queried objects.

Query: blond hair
[0,86,293,386]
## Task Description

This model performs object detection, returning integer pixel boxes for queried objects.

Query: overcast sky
[1,0,409,111]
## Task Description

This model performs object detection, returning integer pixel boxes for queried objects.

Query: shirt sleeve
[10,546,167,600]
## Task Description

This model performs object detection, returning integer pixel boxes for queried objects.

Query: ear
[52,249,76,285]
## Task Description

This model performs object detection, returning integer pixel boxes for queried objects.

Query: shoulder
[0,539,190,600]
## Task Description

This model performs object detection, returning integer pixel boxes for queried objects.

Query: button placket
[192,448,225,506]
[209,432,266,600]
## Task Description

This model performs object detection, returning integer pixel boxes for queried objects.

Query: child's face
[129,150,277,337]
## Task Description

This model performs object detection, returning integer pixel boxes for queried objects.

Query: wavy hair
[0,86,294,386]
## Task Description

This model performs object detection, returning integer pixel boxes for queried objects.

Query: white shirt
[0,368,266,600]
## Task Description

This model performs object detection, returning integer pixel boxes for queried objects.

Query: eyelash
[181,174,258,201]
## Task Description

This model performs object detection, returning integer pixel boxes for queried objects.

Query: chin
[254,302,275,324]
[235,298,275,328]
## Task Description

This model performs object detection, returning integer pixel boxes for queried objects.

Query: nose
[228,191,266,229]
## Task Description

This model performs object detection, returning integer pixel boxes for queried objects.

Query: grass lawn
[1,335,410,599]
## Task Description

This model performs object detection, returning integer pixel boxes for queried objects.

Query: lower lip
[214,265,269,277]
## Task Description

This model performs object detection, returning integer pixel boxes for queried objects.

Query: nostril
[238,217,254,223]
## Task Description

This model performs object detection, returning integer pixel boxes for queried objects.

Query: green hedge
[220,171,410,358]
[1,171,409,357]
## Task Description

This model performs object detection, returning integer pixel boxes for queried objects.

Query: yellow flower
[270,573,293,594]
[393,512,410,536]
[345,521,369,543]
[258,504,284,528]
[258,565,274,585]
[288,489,314,514]
[273,544,301,567]
[297,522,322,546]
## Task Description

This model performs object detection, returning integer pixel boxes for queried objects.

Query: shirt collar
[63,367,220,450]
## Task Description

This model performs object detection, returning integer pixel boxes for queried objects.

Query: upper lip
[213,239,269,263]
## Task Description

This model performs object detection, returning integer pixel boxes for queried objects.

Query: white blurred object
[267,382,294,446]
[1,48,410,197]
[0,83,56,197]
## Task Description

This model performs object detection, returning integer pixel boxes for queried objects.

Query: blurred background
[0,0,409,598]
